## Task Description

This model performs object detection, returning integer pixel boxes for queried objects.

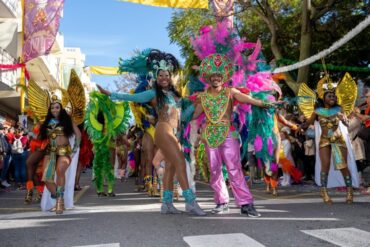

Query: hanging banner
[212,0,234,26]
[119,0,208,9]
[23,0,64,62]
[89,66,122,76]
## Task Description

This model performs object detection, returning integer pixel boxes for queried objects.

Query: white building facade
[0,0,92,127]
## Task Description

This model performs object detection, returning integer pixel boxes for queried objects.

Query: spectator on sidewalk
[355,91,370,192]
[348,111,366,186]
[6,127,15,145]
[75,126,93,191]
[12,128,28,189]
[303,125,315,181]
[355,91,370,167]
[0,123,12,188]
[280,127,294,186]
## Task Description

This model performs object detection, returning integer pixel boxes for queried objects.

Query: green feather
[85,91,132,192]
[118,48,152,75]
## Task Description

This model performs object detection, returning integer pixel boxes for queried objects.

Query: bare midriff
[157,104,179,131]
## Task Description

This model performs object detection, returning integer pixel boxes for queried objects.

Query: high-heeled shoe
[147,183,154,196]
[266,183,270,193]
[35,192,43,203]
[272,188,278,197]
[24,189,33,204]
[144,175,153,196]
[161,202,181,214]
[55,197,64,214]
[346,187,353,204]
[320,187,332,204]
[185,200,206,216]
[151,178,160,197]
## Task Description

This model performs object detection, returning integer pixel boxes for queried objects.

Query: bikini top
[315,106,341,131]
[47,119,64,139]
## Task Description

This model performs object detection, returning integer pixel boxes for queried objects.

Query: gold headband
[49,89,70,108]
[316,76,338,99]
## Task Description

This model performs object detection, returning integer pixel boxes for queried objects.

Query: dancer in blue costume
[98,49,206,216]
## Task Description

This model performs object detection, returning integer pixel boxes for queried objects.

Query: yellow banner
[89,66,121,75]
[119,0,208,9]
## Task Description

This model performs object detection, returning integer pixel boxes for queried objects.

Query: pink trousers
[206,133,253,206]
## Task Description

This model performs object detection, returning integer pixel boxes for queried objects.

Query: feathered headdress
[199,53,233,82]
[146,49,180,76]
[118,48,180,79]
[190,20,266,87]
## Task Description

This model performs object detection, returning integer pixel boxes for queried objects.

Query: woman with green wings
[98,49,206,216]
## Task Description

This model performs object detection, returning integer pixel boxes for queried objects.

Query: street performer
[192,54,274,217]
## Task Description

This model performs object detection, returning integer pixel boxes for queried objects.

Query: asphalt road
[0,172,369,247]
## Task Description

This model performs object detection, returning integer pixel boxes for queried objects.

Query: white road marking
[114,197,160,201]
[113,192,147,196]
[301,227,370,247]
[0,218,82,230]
[72,244,120,247]
[192,217,339,221]
[213,208,288,214]
[183,233,265,247]
[0,204,164,220]
[254,196,370,205]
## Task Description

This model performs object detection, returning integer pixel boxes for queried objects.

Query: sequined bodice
[315,106,341,137]
[46,119,69,145]
[200,87,234,148]
[200,87,232,125]
[47,126,64,139]
[318,116,340,130]
[47,119,64,139]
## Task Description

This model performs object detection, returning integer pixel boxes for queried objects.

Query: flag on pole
[23,0,64,62]
[213,0,234,27]
[119,0,208,9]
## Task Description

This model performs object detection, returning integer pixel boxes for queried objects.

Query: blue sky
[60,0,182,89]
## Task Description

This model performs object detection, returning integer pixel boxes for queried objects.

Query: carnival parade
[0,1,369,246]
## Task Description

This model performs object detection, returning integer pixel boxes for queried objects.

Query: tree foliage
[167,0,370,94]
[168,9,215,77]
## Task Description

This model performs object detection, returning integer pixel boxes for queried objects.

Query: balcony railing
[0,47,17,88]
